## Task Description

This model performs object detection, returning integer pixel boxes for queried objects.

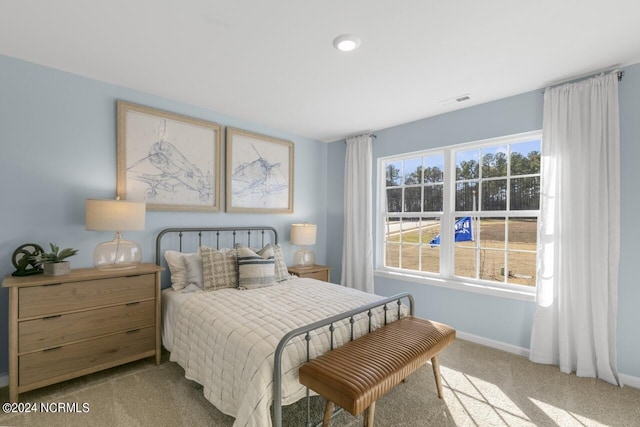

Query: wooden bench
[298,316,456,426]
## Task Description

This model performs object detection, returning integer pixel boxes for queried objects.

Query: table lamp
[290,223,317,268]
[86,198,146,270]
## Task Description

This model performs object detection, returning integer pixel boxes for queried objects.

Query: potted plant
[31,243,79,276]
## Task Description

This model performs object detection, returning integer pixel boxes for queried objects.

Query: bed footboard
[272,292,414,427]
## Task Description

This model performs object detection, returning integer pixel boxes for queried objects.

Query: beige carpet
[1,339,639,427]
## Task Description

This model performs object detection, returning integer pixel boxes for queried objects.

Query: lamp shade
[290,223,317,246]
[86,199,146,270]
[86,199,146,231]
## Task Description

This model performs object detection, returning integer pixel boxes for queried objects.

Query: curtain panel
[530,72,621,386]
[341,134,374,293]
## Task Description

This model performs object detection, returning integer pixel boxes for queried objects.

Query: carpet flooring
[1,339,639,426]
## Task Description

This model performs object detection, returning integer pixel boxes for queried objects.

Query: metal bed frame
[155,226,414,427]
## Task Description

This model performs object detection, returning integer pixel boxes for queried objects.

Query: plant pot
[43,261,70,277]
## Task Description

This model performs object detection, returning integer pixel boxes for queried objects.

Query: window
[380,131,541,291]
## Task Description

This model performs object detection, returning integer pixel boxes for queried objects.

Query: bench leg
[431,356,444,398]
[323,400,335,427]
[363,401,376,427]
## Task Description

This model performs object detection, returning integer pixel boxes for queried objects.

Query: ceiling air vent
[438,93,471,106]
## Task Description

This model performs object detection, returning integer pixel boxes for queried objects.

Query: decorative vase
[43,261,70,277]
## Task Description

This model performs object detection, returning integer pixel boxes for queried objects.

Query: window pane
[403,158,422,185]
[479,249,505,282]
[456,149,479,180]
[385,243,400,268]
[386,161,402,186]
[404,187,422,212]
[455,182,478,210]
[401,244,419,270]
[386,189,402,212]
[481,146,508,178]
[423,184,443,211]
[510,177,540,210]
[399,218,420,242]
[421,244,440,273]
[385,217,401,243]
[510,140,541,176]
[479,217,505,249]
[420,217,441,247]
[508,218,538,251]
[481,179,507,210]
[423,155,444,183]
[454,247,476,278]
[507,252,536,286]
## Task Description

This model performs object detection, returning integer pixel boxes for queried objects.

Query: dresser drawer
[18,274,155,318]
[19,326,155,387]
[301,269,329,282]
[19,300,155,354]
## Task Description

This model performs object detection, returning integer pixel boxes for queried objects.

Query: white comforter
[170,278,403,427]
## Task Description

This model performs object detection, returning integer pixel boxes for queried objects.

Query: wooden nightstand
[288,264,331,283]
[2,263,164,402]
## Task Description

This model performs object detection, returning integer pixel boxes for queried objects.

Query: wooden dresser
[2,263,163,402]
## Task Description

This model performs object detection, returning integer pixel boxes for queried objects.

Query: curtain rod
[344,133,377,144]
[542,69,624,93]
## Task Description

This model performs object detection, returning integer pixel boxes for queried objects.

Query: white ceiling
[2,1,640,142]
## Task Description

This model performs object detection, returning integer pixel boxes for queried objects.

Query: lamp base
[294,247,315,268]
[93,232,142,270]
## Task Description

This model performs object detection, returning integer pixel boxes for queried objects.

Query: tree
[456,160,478,180]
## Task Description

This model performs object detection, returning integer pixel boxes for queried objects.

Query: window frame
[376,130,542,299]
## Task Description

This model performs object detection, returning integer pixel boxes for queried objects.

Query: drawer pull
[43,346,62,352]
[42,283,62,287]
[42,315,62,320]
[126,329,141,334]
[125,302,141,306]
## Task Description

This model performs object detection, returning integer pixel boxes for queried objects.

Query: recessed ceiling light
[333,34,361,52]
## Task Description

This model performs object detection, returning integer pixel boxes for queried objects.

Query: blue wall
[327,64,640,379]
[0,54,328,378]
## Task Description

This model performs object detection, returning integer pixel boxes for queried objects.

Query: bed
[156,227,413,427]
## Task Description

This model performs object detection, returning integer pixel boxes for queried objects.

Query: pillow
[183,252,204,288]
[237,245,276,289]
[164,250,193,291]
[268,244,289,282]
[200,247,238,291]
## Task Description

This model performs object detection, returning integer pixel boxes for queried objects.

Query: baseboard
[0,374,7,388]
[619,373,640,389]
[455,331,530,358]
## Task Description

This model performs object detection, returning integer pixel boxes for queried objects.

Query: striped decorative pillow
[237,245,276,289]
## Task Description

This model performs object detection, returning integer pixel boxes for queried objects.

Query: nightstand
[288,264,331,283]
[2,263,163,402]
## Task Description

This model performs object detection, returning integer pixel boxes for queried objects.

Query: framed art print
[116,101,222,211]
[226,127,294,213]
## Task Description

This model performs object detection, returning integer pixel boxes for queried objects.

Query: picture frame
[116,101,222,212]
[226,127,294,213]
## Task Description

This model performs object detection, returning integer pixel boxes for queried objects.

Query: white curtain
[341,134,374,292]
[529,72,621,386]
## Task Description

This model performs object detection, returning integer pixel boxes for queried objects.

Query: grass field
[385,218,537,286]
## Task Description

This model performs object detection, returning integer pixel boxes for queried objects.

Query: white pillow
[164,250,190,291]
[183,252,204,288]
[269,244,289,282]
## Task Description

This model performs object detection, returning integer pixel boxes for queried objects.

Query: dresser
[2,263,163,402]
[287,264,331,282]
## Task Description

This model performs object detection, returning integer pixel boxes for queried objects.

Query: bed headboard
[155,226,278,287]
